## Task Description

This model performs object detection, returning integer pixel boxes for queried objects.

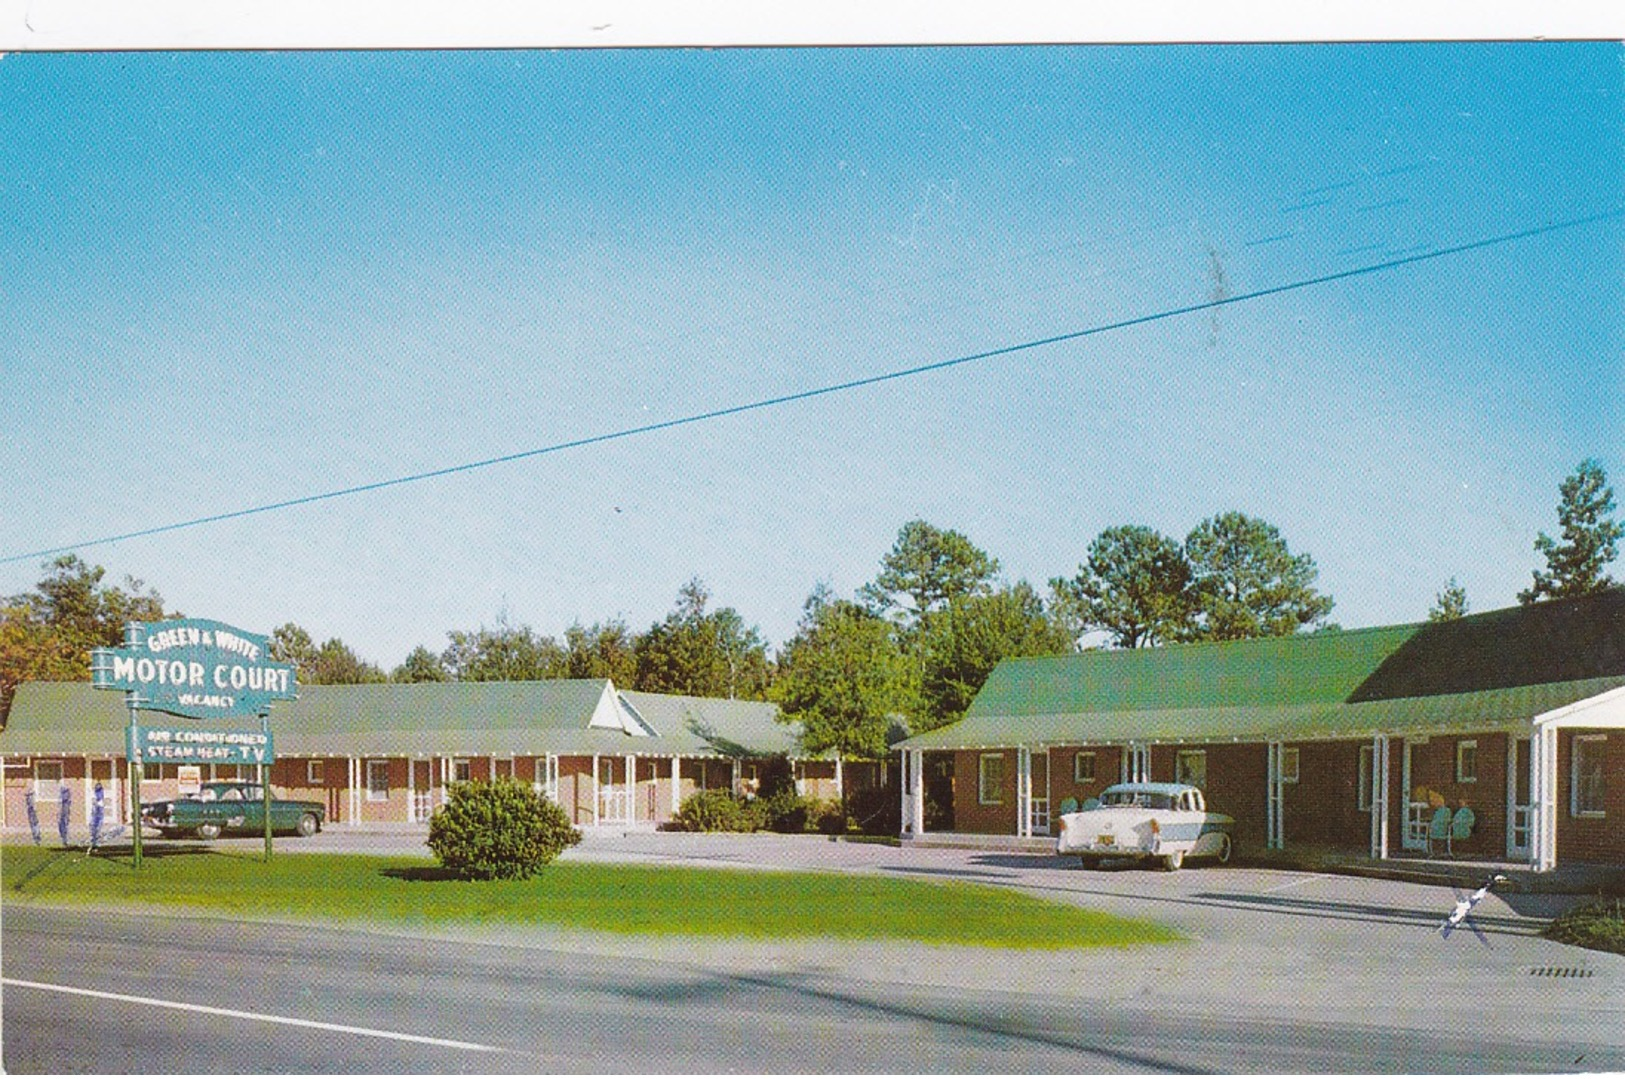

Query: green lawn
[1,845,1177,950]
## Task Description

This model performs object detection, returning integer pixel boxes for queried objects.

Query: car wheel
[1161,849,1184,871]
[1215,833,1234,864]
[295,813,318,838]
[196,822,222,841]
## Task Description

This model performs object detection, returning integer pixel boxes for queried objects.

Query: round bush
[427,777,582,880]
[676,788,757,832]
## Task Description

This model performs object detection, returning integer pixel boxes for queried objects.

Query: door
[598,757,628,824]
[1401,740,1427,851]
[412,760,433,822]
[1507,737,1533,859]
[924,755,954,831]
[1030,752,1050,835]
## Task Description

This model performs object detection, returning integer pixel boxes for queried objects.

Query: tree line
[3,459,1618,752]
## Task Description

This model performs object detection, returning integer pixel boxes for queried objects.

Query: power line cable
[3,206,1619,567]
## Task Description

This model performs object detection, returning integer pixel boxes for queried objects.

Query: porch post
[671,755,681,814]
[732,758,741,797]
[1017,747,1032,839]
[1266,742,1283,850]
[626,753,636,823]
[793,760,805,797]
[591,754,600,827]
[1531,724,1559,872]
[1370,734,1391,859]
[899,752,911,836]
[83,757,93,829]
[914,749,927,834]
[834,756,843,801]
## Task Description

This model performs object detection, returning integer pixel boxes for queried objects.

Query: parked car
[1054,781,1233,870]
[141,782,325,840]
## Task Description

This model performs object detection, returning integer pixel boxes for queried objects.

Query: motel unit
[896,588,1625,870]
[1,679,859,832]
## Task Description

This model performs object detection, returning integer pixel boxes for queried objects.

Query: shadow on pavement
[880,864,1546,936]
[590,965,1204,1073]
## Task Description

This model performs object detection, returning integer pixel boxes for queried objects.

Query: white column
[834,756,844,801]
[910,750,926,835]
[626,754,636,823]
[0,755,6,828]
[1017,747,1032,838]
[1531,724,1559,872]
[1370,734,1392,860]
[591,754,600,826]
[732,759,741,797]
[84,760,93,828]
[899,752,912,836]
[671,755,681,814]
[1266,742,1281,850]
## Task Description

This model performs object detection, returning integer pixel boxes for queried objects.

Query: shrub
[842,783,900,836]
[427,778,582,881]
[813,799,848,835]
[756,786,813,833]
[1543,897,1625,955]
[676,788,757,832]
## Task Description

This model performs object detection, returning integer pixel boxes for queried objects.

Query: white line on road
[1,977,501,1053]
[1263,874,1328,893]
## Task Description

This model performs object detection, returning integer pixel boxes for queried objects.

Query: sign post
[92,619,296,869]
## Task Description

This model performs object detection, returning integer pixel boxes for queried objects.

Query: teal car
[141,781,325,840]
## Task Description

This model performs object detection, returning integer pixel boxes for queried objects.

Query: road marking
[1,977,501,1053]
[1263,874,1327,893]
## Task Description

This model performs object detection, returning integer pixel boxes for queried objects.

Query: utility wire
[4,207,1619,567]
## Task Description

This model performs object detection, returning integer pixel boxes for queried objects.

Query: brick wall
[1401,733,1508,859]
[1045,745,1123,812]
[950,749,1018,834]
[1557,729,1625,865]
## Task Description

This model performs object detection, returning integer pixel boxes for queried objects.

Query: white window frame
[452,758,472,784]
[307,759,325,785]
[1074,751,1096,784]
[1572,734,1606,818]
[1280,747,1300,784]
[1175,749,1207,790]
[366,759,391,802]
[34,760,64,800]
[1357,745,1374,812]
[978,753,1005,805]
[1456,739,1478,784]
[493,756,515,780]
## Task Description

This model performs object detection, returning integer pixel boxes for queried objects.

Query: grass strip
[1,845,1176,950]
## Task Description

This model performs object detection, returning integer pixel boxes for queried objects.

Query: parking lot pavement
[105,827,1624,1050]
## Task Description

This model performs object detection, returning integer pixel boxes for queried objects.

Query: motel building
[1,679,861,833]
[895,588,1625,871]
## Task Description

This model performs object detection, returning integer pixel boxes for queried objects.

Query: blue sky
[1,44,1620,668]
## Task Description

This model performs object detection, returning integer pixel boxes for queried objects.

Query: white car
[1054,782,1234,870]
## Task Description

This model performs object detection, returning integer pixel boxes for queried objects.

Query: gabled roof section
[1,679,791,759]
[902,589,1625,749]
[619,690,799,758]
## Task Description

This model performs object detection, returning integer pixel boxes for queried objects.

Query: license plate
[1097,834,1115,846]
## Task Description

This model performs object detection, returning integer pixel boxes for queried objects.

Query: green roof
[899,589,1625,749]
[0,680,794,759]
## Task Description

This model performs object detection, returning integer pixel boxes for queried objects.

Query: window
[143,762,163,781]
[494,757,515,780]
[34,760,63,800]
[1456,740,1478,784]
[1357,745,1374,812]
[1573,735,1606,818]
[1280,747,1300,784]
[366,760,390,802]
[1175,749,1207,790]
[1074,752,1096,784]
[452,759,471,784]
[978,754,1005,805]
[307,760,325,785]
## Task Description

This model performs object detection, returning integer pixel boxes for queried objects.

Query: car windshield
[1102,790,1176,810]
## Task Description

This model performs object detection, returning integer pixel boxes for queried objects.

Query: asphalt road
[4,833,1623,1073]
